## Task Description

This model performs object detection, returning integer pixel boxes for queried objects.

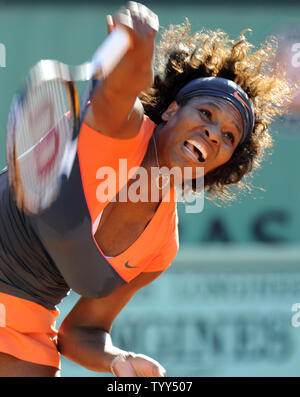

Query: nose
[203,126,220,145]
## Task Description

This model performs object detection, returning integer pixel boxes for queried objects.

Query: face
[156,96,244,179]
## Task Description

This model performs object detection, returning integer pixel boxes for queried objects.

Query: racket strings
[12,77,74,212]
[18,83,38,200]
[38,79,71,206]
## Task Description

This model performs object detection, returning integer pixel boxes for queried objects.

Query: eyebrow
[200,101,243,137]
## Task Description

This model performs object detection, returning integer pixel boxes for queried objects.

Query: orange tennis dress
[0,115,179,368]
[77,115,179,282]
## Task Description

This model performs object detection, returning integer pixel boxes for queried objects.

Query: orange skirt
[0,292,60,369]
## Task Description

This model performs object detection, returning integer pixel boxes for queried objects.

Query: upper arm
[59,271,163,334]
[84,94,145,139]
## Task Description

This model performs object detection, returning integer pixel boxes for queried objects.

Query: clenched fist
[111,352,166,377]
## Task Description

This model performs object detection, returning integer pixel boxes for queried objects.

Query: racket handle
[91,27,131,77]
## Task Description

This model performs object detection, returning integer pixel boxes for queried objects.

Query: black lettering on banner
[202,218,233,243]
[112,313,293,375]
[264,316,294,361]
[252,210,290,243]
[233,315,292,362]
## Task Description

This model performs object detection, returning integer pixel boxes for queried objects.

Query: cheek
[159,122,184,152]
[208,147,234,171]
[219,148,234,164]
[165,111,197,138]
[158,128,180,167]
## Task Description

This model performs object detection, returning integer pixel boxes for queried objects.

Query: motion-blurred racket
[6,27,130,214]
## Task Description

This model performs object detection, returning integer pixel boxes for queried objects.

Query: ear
[161,101,180,122]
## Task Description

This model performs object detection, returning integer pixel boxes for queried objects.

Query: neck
[140,126,173,204]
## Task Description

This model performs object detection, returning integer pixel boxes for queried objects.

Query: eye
[224,132,235,144]
[199,109,212,120]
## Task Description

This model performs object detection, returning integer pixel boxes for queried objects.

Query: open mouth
[183,139,208,163]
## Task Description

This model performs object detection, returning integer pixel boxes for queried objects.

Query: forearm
[57,326,126,373]
[57,272,164,376]
[85,3,157,138]
[88,46,154,136]
[89,75,146,136]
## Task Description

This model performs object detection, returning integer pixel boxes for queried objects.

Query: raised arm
[84,2,159,139]
[57,270,166,377]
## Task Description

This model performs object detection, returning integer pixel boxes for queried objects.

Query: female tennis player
[0,2,291,377]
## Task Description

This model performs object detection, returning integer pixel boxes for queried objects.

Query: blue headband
[175,77,255,147]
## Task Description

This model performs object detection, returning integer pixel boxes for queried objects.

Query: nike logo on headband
[234,91,250,110]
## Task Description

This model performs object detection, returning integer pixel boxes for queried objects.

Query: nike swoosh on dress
[124,261,138,269]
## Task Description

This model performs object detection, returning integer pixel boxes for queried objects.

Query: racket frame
[6,70,80,213]
[6,27,130,214]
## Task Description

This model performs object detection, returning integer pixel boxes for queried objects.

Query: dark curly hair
[139,21,293,203]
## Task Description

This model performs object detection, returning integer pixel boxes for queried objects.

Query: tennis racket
[6,26,131,215]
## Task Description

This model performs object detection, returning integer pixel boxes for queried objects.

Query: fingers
[106,15,115,35]
[115,7,133,30]
[114,1,159,36]
[155,365,167,377]
[135,353,167,377]
[151,363,167,377]
[129,1,159,32]
[111,351,167,377]
[111,353,137,377]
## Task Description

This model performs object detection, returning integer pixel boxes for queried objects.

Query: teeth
[186,139,208,160]
[183,142,199,162]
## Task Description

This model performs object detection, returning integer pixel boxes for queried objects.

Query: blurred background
[0,0,300,377]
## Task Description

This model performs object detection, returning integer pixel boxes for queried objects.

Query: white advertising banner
[57,245,300,377]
